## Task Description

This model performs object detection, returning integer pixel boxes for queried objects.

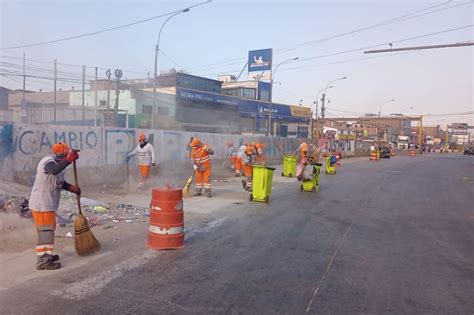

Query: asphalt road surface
[2,154,473,314]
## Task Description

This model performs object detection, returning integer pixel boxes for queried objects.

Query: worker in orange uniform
[28,143,81,270]
[235,142,246,177]
[254,142,266,165]
[296,140,309,179]
[127,133,156,188]
[190,138,214,198]
[242,143,256,192]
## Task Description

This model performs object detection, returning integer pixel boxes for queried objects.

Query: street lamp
[268,57,299,136]
[378,99,395,117]
[151,8,190,128]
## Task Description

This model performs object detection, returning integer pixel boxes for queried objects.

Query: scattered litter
[86,216,100,227]
[112,219,120,223]
[66,232,73,238]
[80,197,103,207]
[93,205,109,212]
[125,219,134,223]
[103,225,114,230]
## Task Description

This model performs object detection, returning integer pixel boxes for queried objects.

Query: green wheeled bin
[325,156,336,175]
[281,155,297,177]
[300,163,323,192]
[250,165,275,203]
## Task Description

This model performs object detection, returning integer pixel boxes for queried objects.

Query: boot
[36,254,61,270]
[193,188,202,196]
[52,254,59,261]
[205,188,212,198]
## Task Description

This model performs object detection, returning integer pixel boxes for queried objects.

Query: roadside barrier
[148,188,184,250]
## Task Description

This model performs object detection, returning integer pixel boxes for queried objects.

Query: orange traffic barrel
[370,151,377,161]
[148,187,184,250]
[410,149,416,157]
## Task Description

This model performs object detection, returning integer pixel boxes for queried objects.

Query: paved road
[2,154,473,314]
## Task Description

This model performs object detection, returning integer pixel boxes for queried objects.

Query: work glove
[193,165,198,171]
[66,150,79,163]
[126,155,130,162]
[68,185,81,195]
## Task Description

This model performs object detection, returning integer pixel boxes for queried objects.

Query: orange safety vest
[191,144,212,169]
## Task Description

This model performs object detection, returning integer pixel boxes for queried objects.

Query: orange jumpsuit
[242,144,255,191]
[191,144,213,192]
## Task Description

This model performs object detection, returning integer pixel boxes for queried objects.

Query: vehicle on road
[463,147,474,155]
[380,147,391,158]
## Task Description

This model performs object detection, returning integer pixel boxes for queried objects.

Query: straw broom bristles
[72,159,100,256]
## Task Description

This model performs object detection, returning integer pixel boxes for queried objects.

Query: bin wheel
[334,171,337,175]
[265,196,269,203]
[249,194,253,201]
[300,184,303,191]
[288,173,293,177]
[281,172,284,176]
[312,187,316,192]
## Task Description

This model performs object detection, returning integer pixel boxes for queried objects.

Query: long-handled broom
[73,159,101,256]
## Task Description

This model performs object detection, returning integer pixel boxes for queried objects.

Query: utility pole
[446,124,449,149]
[418,115,423,149]
[82,65,86,123]
[106,69,111,114]
[53,59,57,123]
[321,93,326,119]
[22,52,25,101]
[94,67,98,127]
[114,69,123,127]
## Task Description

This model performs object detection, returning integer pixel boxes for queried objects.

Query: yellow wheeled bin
[301,163,323,192]
[281,155,297,177]
[250,165,275,203]
[325,156,336,175]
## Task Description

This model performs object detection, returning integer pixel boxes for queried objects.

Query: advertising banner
[248,49,273,80]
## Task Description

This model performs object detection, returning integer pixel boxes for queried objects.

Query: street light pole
[378,99,395,117]
[268,57,299,136]
[152,8,190,129]
[320,76,347,120]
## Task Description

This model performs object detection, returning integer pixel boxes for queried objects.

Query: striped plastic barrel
[148,188,184,250]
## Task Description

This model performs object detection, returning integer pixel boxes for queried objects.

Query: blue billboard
[248,49,273,80]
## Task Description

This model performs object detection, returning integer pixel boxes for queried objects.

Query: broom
[182,171,194,198]
[73,159,101,256]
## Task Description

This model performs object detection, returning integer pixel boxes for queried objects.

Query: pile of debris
[0,191,31,218]
[58,192,149,229]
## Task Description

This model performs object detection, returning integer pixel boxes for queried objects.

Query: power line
[197,25,471,77]
[0,1,212,51]
[186,0,471,73]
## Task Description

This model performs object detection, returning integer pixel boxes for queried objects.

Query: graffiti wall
[1,123,301,184]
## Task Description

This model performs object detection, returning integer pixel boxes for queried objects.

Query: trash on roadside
[125,219,134,223]
[112,219,120,223]
[103,225,114,230]
[80,197,103,207]
[93,205,109,212]
[66,232,73,238]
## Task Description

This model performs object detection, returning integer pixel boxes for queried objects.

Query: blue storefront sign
[176,87,309,123]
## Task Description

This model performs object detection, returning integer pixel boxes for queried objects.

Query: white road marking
[51,216,228,301]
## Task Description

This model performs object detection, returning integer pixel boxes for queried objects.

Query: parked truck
[397,135,409,149]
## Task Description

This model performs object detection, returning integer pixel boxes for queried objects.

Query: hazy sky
[1,0,473,125]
